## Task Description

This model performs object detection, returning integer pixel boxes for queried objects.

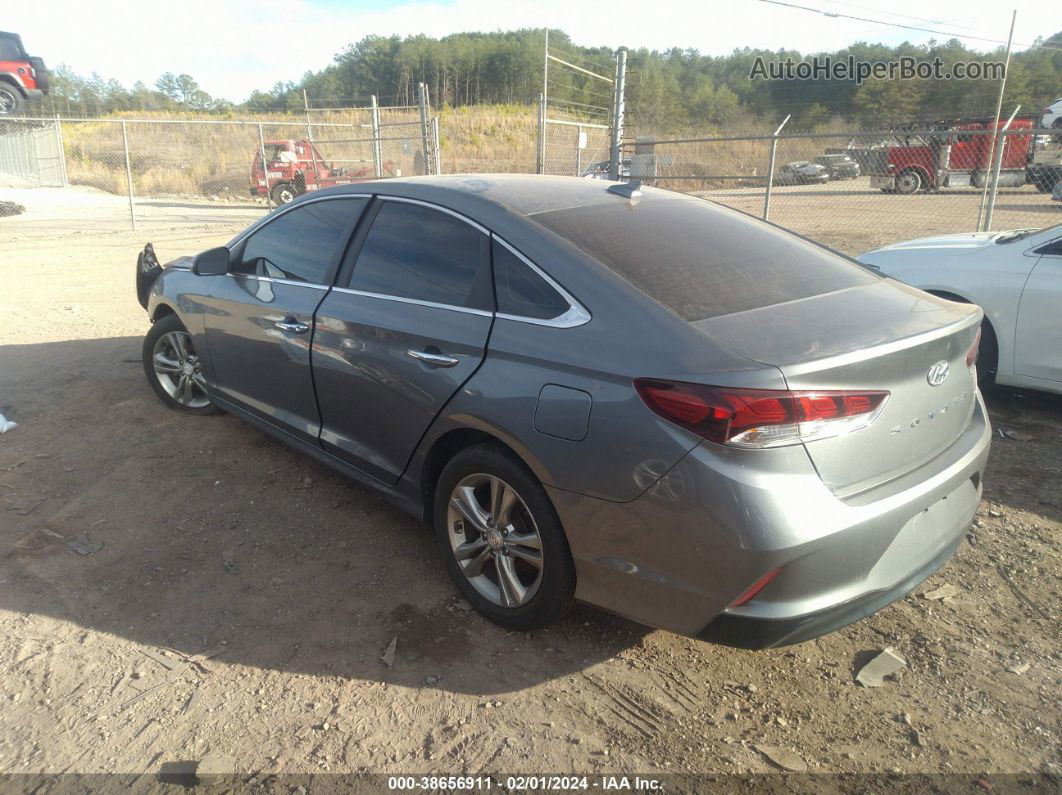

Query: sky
[10,0,1062,102]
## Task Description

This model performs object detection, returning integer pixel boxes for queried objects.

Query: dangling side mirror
[192,246,231,276]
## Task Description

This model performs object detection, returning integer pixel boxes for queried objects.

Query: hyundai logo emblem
[927,360,950,387]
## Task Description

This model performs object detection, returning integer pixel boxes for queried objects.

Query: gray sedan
[135,176,990,648]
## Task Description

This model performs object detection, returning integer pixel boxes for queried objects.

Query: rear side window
[531,195,878,321]
[492,240,571,320]
[235,198,365,284]
[349,201,490,308]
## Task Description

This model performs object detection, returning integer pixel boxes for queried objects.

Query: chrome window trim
[226,273,329,291]
[227,193,374,250]
[377,195,491,235]
[491,235,592,328]
[331,287,494,317]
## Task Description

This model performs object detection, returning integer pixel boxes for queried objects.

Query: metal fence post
[258,122,272,210]
[417,83,431,174]
[608,48,627,181]
[983,107,1020,233]
[536,93,546,174]
[303,107,321,190]
[370,95,383,178]
[576,124,583,177]
[762,114,791,221]
[121,120,136,231]
[53,114,67,186]
[432,116,442,175]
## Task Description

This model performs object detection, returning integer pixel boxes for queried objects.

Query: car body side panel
[146,269,216,386]
[455,315,789,503]
[1014,254,1062,383]
[197,275,326,444]
[311,291,494,484]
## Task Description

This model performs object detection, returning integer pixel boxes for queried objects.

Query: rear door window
[347,200,491,309]
[234,198,366,284]
[531,194,878,321]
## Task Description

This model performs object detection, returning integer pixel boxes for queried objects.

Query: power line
[811,0,984,32]
[758,0,1062,51]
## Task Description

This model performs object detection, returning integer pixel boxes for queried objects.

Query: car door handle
[274,319,309,334]
[407,349,460,367]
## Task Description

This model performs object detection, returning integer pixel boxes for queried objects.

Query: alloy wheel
[151,331,211,409]
[446,474,544,608]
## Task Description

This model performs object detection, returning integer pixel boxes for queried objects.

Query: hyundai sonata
[135,176,990,648]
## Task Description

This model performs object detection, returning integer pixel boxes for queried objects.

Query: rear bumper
[699,534,961,648]
[549,393,990,643]
[23,88,44,100]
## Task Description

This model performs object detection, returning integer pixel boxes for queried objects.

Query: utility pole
[978,9,1016,231]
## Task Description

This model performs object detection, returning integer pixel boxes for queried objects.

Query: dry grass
[57,105,544,198]
[56,106,861,198]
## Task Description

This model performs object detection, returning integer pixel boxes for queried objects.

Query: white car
[1043,97,1062,132]
[858,224,1062,394]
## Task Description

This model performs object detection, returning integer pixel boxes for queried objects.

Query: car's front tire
[433,443,576,630]
[142,314,220,415]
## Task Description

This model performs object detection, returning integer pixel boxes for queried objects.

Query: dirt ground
[1,183,1060,785]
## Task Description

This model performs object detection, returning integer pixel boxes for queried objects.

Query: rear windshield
[531,195,878,321]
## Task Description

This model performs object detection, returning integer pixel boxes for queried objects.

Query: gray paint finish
[534,384,592,442]
[144,175,991,645]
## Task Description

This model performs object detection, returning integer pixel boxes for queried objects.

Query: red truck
[869,116,1041,194]
[250,139,388,205]
[0,31,49,115]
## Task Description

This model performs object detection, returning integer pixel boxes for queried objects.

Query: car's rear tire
[433,443,576,631]
[142,314,221,415]
[270,183,297,205]
[0,85,21,116]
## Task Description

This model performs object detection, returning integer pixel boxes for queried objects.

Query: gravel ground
[0,184,1059,785]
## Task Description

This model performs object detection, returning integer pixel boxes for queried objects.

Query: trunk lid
[693,280,981,496]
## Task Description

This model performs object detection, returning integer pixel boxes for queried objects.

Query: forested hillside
[43,28,1062,129]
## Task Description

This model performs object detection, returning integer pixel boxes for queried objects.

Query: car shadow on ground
[0,337,648,697]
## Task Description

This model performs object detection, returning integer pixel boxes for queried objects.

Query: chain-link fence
[0,103,441,233]
[620,124,1062,256]
[3,107,1061,252]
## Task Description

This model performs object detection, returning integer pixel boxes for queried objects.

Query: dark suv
[0,32,48,116]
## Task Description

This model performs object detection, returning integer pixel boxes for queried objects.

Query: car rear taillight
[634,379,889,448]
[966,327,981,369]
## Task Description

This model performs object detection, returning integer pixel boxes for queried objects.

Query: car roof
[305,174,681,219]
